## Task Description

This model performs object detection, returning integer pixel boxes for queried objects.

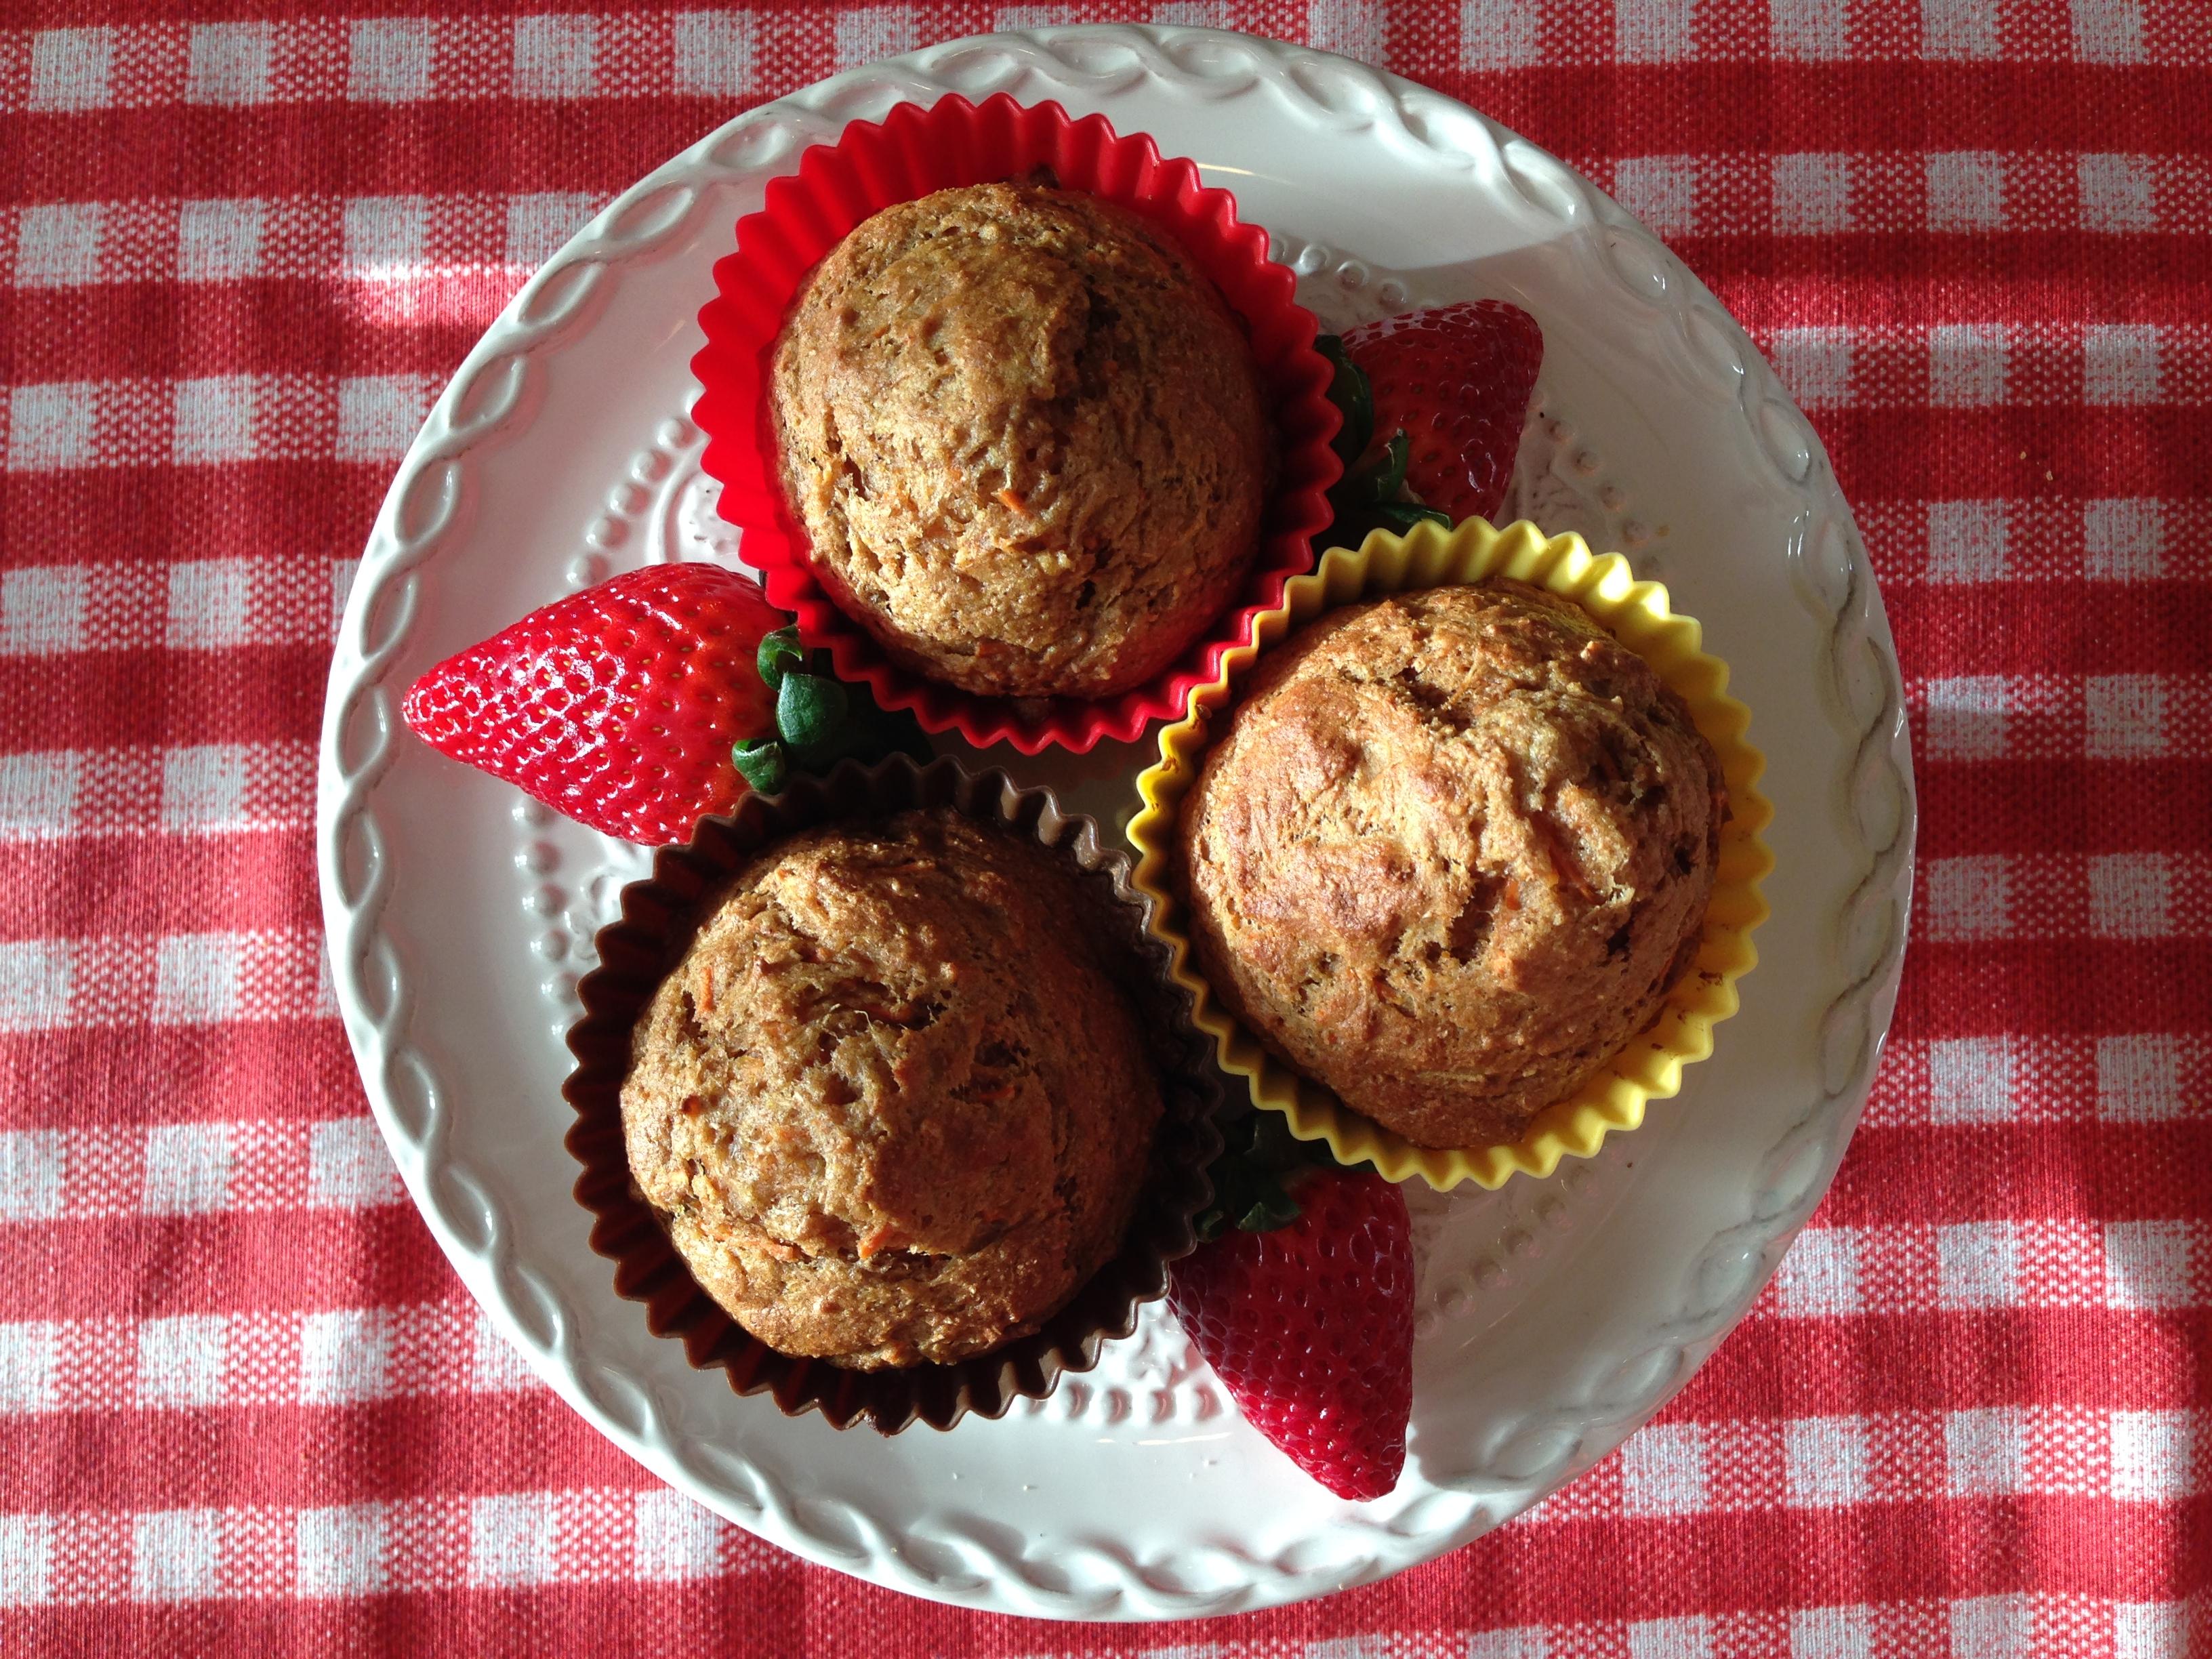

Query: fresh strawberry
[401,562,786,846]
[1169,1134,1414,1501]
[1340,300,1544,528]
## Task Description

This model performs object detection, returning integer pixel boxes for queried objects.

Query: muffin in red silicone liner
[691,92,1342,754]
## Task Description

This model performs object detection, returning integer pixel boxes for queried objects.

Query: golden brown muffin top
[1178,582,1725,1149]
[769,182,1269,699]
[621,810,1162,1368]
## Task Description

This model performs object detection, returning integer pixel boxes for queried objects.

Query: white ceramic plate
[316,24,1915,1621]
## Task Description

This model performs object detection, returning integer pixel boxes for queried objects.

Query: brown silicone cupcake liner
[562,754,1221,1435]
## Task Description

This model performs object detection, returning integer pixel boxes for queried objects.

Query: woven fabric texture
[0,1,2205,1653]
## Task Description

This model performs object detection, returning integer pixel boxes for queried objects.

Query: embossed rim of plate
[316,22,1916,1620]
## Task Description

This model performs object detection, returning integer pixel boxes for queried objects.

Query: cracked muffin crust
[620,809,1163,1370]
[1176,581,1726,1150]
[768,181,1270,699]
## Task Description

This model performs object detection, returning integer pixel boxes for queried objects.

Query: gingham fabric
[1,1,2203,1654]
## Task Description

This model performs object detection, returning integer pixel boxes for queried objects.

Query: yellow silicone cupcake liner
[1126,518,1774,1191]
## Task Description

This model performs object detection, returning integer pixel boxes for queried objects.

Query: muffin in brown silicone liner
[562,754,1221,1434]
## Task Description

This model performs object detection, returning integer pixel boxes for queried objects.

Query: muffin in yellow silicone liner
[1126,518,1774,1191]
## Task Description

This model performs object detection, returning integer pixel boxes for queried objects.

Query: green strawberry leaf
[1336,429,1410,508]
[776,671,850,763]
[1370,500,1453,532]
[1235,1187,1304,1234]
[1319,499,1454,553]
[731,737,788,795]
[1191,1111,1357,1240]
[1366,430,1411,502]
[755,626,804,692]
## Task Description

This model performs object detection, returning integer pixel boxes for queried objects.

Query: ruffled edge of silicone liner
[689,90,1342,755]
[1125,518,1775,1192]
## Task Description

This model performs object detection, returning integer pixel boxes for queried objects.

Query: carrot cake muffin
[1177,582,1725,1149]
[768,181,1270,699]
[621,809,1163,1369]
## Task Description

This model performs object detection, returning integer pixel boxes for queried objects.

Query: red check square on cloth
[0,2,2205,1654]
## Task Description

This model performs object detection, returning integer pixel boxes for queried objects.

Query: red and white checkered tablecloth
[2,1,2205,1653]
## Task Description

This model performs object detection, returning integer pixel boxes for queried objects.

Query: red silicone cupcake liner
[691,91,1343,755]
